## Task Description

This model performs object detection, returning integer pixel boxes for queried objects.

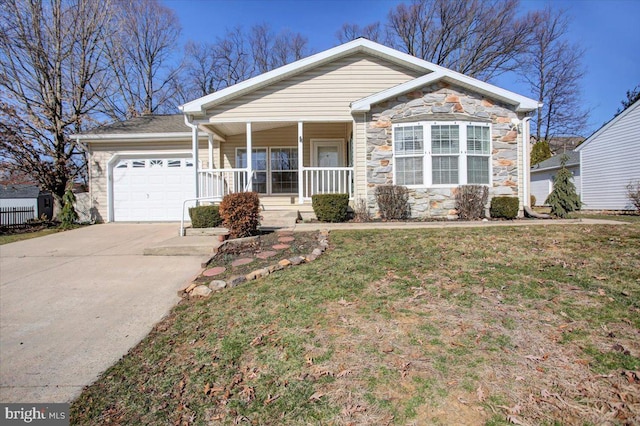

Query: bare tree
[182,24,309,98]
[250,23,310,72]
[336,22,383,43]
[181,28,253,99]
[518,6,588,141]
[103,0,182,119]
[271,29,309,68]
[384,0,534,81]
[0,0,111,211]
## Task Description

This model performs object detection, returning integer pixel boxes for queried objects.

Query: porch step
[259,196,314,213]
[260,210,299,228]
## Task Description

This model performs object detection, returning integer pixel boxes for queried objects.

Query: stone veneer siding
[366,82,523,219]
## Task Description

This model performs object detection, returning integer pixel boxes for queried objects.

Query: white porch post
[246,122,252,192]
[298,121,304,204]
[192,124,199,199]
[208,135,214,169]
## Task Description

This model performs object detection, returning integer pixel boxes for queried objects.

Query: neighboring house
[74,38,539,222]
[0,185,53,225]
[530,136,585,154]
[575,99,640,210]
[530,151,581,205]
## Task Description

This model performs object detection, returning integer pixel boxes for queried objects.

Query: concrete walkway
[0,224,204,403]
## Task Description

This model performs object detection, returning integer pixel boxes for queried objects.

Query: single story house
[575,99,640,210]
[74,38,540,222]
[530,151,581,205]
[0,184,53,225]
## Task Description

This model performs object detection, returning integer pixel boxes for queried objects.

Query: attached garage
[73,114,210,223]
[112,157,195,221]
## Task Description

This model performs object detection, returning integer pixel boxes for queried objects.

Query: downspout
[522,116,531,208]
[184,115,200,201]
[522,115,550,219]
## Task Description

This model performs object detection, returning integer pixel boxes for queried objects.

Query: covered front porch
[190,120,355,204]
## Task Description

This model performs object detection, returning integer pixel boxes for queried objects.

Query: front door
[312,139,343,167]
[312,139,344,194]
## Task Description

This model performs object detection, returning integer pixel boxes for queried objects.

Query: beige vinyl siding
[221,123,351,169]
[354,113,368,201]
[207,53,424,122]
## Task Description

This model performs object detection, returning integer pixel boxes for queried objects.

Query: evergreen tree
[545,155,581,218]
[59,189,79,229]
[530,140,552,165]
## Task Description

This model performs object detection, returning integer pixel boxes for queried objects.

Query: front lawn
[71,223,640,425]
[0,227,62,245]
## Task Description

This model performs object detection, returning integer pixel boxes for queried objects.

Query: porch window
[237,148,267,194]
[392,122,492,187]
[271,147,298,194]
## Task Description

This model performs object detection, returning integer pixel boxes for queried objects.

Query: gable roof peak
[180,38,539,115]
[180,38,436,115]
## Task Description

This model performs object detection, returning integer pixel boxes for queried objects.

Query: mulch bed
[194,230,321,284]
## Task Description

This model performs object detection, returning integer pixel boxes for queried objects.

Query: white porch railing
[196,167,354,202]
[198,168,249,199]
[302,167,354,200]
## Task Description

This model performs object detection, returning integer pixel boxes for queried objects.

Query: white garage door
[113,158,195,221]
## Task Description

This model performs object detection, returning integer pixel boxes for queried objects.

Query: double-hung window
[394,125,424,186]
[431,125,460,185]
[466,125,491,184]
[392,122,491,187]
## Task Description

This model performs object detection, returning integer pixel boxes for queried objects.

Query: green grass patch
[0,227,62,244]
[71,223,640,425]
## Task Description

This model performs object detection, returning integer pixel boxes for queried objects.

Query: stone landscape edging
[179,229,330,298]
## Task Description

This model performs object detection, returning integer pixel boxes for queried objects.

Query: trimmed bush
[490,197,519,219]
[189,205,222,228]
[219,192,261,238]
[312,193,349,222]
[375,185,409,220]
[455,185,488,220]
[530,194,537,207]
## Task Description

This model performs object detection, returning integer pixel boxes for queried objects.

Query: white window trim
[392,121,492,188]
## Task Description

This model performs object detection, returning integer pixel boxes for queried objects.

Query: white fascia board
[575,99,640,151]
[73,132,207,142]
[351,72,540,113]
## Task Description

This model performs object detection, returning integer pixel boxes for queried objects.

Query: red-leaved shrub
[219,192,261,238]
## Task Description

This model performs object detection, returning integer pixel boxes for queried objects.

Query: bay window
[393,122,491,187]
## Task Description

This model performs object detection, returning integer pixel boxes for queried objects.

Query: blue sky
[164,0,640,136]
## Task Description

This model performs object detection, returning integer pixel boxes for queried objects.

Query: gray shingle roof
[531,150,580,171]
[0,185,40,199]
[83,114,189,135]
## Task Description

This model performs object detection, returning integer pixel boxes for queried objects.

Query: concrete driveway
[0,224,203,403]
